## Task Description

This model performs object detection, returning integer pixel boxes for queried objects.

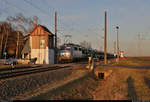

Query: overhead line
[23,0,49,17]
[43,0,55,11]
[0,8,10,15]
[23,0,57,31]
[4,0,27,13]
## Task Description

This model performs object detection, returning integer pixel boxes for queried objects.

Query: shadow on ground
[30,72,98,100]
[126,76,137,100]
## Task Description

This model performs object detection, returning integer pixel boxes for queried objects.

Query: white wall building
[22,24,54,64]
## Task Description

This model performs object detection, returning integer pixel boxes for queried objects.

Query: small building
[22,24,54,64]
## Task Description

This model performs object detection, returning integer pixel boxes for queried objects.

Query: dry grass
[113,57,150,66]
[93,57,150,100]
[2,57,150,100]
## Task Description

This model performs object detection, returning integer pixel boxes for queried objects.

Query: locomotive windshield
[60,46,71,50]
[60,50,71,56]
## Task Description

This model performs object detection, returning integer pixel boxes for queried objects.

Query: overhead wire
[0,0,13,16]
[4,0,27,13]
[23,0,50,17]
[3,0,56,31]
[1,0,78,44]
[0,8,10,16]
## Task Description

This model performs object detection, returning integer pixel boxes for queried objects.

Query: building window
[49,36,54,49]
[40,40,45,47]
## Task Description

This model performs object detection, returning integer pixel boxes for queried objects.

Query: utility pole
[3,26,9,57]
[104,11,107,64]
[100,46,102,51]
[116,26,119,62]
[114,41,116,57]
[64,35,72,44]
[138,34,141,56]
[0,27,4,58]
[55,11,57,49]
[16,31,20,58]
[54,11,57,64]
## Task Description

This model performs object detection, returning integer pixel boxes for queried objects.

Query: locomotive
[58,43,85,63]
[58,43,115,63]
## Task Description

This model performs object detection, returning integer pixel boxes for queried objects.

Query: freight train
[58,43,115,63]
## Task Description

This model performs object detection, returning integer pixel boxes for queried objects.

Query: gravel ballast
[0,68,74,100]
[30,72,98,100]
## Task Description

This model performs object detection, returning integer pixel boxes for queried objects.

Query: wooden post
[16,31,19,58]
[138,34,141,56]
[104,11,107,64]
[54,11,57,64]
[3,27,9,56]
[0,30,4,58]
[55,11,57,49]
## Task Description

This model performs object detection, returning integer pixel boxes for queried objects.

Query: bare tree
[0,21,24,58]
[6,13,39,34]
[0,13,40,58]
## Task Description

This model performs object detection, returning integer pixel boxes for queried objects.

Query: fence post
[91,58,95,72]
[88,56,92,69]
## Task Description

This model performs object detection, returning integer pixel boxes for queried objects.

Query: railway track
[0,65,70,80]
[0,57,116,80]
[0,65,41,72]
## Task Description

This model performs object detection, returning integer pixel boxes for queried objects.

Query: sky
[0,0,150,56]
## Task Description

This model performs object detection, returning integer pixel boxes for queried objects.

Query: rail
[0,65,70,80]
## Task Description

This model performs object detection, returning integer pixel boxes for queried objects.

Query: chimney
[33,16,37,29]
[33,23,37,29]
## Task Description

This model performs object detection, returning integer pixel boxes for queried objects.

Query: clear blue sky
[0,0,150,56]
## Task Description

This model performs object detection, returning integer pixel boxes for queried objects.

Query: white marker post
[88,56,92,70]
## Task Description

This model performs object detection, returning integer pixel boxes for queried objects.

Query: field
[23,57,150,100]
[94,57,150,100]
[1,57,150,100]
[19,57,150,100]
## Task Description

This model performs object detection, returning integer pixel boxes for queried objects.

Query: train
[58,43,115,63]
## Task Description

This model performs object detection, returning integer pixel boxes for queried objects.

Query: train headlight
[65,52,70,56]
[60,53,65,56]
